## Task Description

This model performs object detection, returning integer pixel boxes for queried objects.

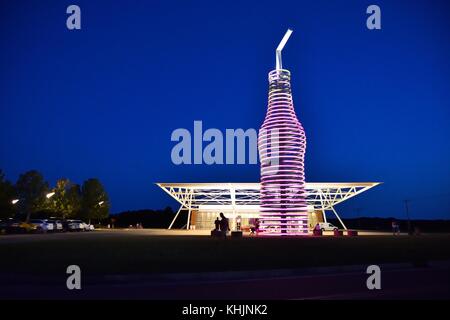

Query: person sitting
[250,219,260,235]
[313,223,322,235]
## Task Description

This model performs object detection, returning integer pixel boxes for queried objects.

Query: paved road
[1,265,449,299]
[2,229,447,299]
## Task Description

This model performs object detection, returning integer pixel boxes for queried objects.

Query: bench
[231,231,243,238]
[211,230,223,237]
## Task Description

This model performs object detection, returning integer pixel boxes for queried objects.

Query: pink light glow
[258,69,308,236]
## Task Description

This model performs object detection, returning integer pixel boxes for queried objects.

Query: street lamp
[98,201,104,206]
[11,199,19,205]
[46,192,55,199]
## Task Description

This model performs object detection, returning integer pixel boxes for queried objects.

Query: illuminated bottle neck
[268,69,291,82]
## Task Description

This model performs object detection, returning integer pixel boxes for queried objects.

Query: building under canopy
[157,182,380,232]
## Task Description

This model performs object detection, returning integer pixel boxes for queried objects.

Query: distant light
[46,192,55,199]
[98,201,104,206]
[11,199,19,205]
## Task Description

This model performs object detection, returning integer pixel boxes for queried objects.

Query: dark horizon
[1,0,450,219]
[112,207,450,223]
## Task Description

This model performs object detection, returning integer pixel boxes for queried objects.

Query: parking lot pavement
[1,229,449,299]
[0,230,102,243]
[0,228,399,244]
[0,229,212,244]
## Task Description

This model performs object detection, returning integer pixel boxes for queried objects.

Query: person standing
[392,221,400,235]
[396,222,401,235]
[219,212,230,238]
[214,217,220,231]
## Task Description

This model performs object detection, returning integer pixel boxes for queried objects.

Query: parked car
[47,219,63,232]
[29,219,54,233]
[83,223,95,231]
[260,225,280,233]
[61,220,70,232]
[318,222,339,231]
[65,220,85,232]
[1,219,38,234]
[0,218,37,234]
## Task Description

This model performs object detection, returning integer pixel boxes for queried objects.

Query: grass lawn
[1,231,449,276]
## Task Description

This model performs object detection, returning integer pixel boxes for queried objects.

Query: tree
[66,183,82,218]
[15,170,49,222]
[0,170,16,219]
[48,178,81,219]
[80,178,110,223]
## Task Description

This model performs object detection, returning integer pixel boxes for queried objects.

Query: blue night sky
[1,0,449,219]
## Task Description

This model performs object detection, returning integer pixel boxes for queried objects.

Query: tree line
[0,169,110,223]
[111,207,176,229]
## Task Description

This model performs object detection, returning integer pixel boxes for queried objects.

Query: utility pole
[404,199,412,235]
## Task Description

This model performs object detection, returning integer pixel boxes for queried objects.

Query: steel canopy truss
[157,182,380,230]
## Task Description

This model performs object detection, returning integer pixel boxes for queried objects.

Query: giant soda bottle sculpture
[258,29,308,235]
